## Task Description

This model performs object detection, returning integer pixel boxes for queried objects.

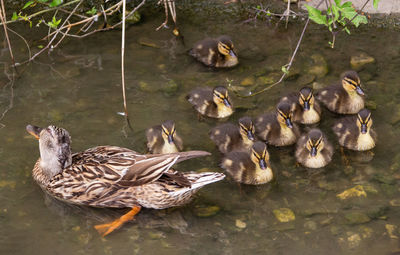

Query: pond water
[0,4,400,255]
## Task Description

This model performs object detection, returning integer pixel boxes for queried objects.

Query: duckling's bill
[26,124,42,139]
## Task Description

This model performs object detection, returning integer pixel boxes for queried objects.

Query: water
[0,5,400,255]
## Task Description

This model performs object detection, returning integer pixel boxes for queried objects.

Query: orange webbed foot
[94,206,141,237]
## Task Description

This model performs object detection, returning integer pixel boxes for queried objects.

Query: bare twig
[0,0,17,69]
[285,0,290,28]
[0,63,15,129]
[121,0,129,119]
[156,0,169,31]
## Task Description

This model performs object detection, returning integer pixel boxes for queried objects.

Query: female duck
[295,129,334,168]
[210,116,255,154]
[187,86,233,119]
[190,35,238,68]
[221,142,273,185]
[333,108,377,151]
[26,124,224,236]
[255,102,300,146]
[317,70,365,114]
[279,87,321,124]
[146,120,183,154]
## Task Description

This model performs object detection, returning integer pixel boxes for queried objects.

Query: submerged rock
[235,219,247,229]
[385,224,399,239]
[350,53,375,71]
[122,10,141,24]
[273,208,295,222]
[162,80,179,95]
[138,37,161,48]
[337,185,367,200]
[345,212,371,225]
[298,74,316,86]
[306,54,328,78]
[256,72,281,85]
[194,205,220,217]
[240,76,255,86]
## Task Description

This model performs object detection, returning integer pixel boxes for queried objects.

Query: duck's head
[26,124,72,178]
[298,87,315,111]
[217,35,237,58]
[213,86,232,108]
[161,120,177,144]
[341,70,364,96]
[305,129,325,157]
[250,142,270,170]
[276,102,293,129]
[356,109,373,134]
[238,116,255,142]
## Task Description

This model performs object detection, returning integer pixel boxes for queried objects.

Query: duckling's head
[161,120,177,144]
[305,129,325,157]
[217,35,237,58]
[250,142,269,170]
[341,70,364,96]
[213,86,232,108]
[276,102,294,129]
[356,109,373,134]
[238,116,255,141]
[298,87,315,111]
[26,124,72,178]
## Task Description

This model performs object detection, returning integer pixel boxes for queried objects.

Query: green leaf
[281,65,289,75]
[341,1,353,8]
[344,27,351,34]
[86,7,97,15]
[48,15,61,28]
[305,4,328,26]
[49,0,62,7]
[373,0,380,9]
[334,0,341,6]
[37,0,49,3]
[330,4,339,21]
[37,45,44,49]
[22,1,34,9]
[352,14,368,27]
[11,12,18,21]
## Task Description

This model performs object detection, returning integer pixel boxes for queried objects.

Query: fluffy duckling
[187,86,233,119]
[221,142,273,185]
[333,109,377,151]
[295,129,334,168]
[210,116,255,154]
[255,102,300,146]
[189,35,239,68]
[317,70,365,114]
[279,87,321,124]
[146,120,183,154]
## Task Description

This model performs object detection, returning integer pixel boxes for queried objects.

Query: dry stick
[0,0,16,70]
[121,0,129,120]
[14,0,83,66]
[237,18,310,98]
[285,0,290,28]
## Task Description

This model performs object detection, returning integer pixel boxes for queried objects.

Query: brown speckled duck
[255,102,300,146]
[279,87,321,125]
[26,124,225,237]
[317,70,365,114]
[221,141,273,185]
[146,120,183,154]
[189,35,238,68]
[210,116,255,154]
[295,129,334,168]
[187,86,234,119]
[333,109,377,151]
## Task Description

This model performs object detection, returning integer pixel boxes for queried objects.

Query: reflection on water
[0,6,400,255]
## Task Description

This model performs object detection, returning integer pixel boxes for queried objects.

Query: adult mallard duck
[210,116,255,154]
[189,35,238,68]
[279,87,321,125]
[255,102,300,146]
[187,86,234,119]
[317,70,365,114]
[26,124,225,237]
[332,108,377,151]
[221,142,273,185]
[146,120,183,154]
[295,129,334,168]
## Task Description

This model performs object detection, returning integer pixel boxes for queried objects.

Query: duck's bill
[303,101,310,110]
[361,124,367,134]
[26,124,42,140]
[229,50,237,58]
[247,131,255,141]
[285,118,293,129]
[259,159,267,170]
[168,134,174,144]
[356,86,364,96]
[223,98,231,108]
[310,147,317,157]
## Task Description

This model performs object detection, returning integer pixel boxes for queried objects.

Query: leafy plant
[47,15,61,28]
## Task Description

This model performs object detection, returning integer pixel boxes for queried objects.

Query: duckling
[317,70,365,114]
[189,35,238,68]
[255,102,300,146]
[333,108,377,151]
[221,142,273,185]
[210,116,255,154]
[295,129,334,168]
[187,86,234,119]
[146,120,183,154]
[279,87,321,124]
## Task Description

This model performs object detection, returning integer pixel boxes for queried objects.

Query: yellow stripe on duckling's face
[217,42,233,56]
[343,77,364,95]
